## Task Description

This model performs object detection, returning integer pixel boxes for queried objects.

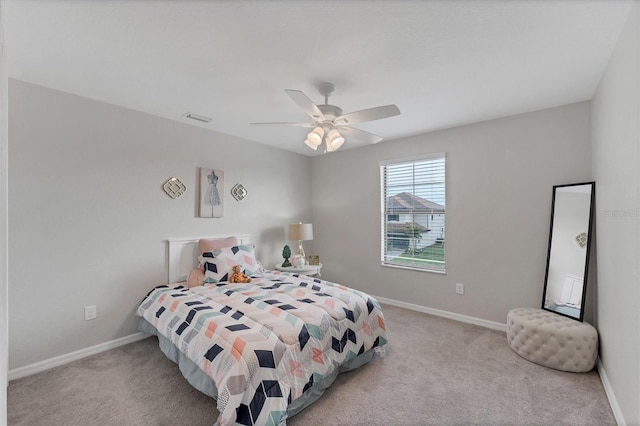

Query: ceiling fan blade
[335,104,400,125]
[285,89,325,121]
[250,122,315,128]
[337,126,384,144]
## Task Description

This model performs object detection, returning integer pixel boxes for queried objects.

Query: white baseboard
[373,295,507,332]
[8,332,148,381]
[597,359,626,426]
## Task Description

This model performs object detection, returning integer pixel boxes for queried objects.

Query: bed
[136,236,388,425]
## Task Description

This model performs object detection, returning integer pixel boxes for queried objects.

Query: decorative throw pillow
[200,244,259,283]
[186,268,205,288]
[195,236,239,273]
[198,236,238,255]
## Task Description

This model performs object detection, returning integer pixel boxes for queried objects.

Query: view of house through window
[380,153,446,272]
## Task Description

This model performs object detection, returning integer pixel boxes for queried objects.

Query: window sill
[381,262,446,275]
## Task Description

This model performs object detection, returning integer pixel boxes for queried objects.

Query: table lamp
[289,223,313,259]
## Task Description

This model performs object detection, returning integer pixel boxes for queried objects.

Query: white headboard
[167,234,251,284]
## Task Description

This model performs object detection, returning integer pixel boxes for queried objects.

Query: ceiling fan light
[330,137,345,151]
[327,129,345,151]
[306,127,324,146]
[304,139,319,151]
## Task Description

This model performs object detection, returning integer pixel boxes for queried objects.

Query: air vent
[184,112,212,123]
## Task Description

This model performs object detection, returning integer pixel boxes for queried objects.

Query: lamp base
[297,241,306,260]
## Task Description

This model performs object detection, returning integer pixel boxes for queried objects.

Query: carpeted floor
[8,304,615,425]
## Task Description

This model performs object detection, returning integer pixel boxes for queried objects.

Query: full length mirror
[542,182,595,321]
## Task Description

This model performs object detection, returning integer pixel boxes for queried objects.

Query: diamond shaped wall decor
[163,177,186,199]
[231,183,247,201]
[575,232,588,248]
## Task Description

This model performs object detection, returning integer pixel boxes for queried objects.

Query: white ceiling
[3,0,634,156]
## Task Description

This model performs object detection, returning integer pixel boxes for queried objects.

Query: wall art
[199,167,224,218]
[231,183,247,201]
[163,177,186,199]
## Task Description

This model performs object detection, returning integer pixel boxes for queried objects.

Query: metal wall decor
[575,232,588,248]
[163,177,186,199]
[231,183,247,201]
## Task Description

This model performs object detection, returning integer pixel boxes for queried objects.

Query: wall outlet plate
[456,283,465,295]
[84,305,97,320]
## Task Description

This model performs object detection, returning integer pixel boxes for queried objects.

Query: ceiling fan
[251,83,400,152]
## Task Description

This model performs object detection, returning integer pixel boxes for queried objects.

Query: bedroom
[1,1,639,425]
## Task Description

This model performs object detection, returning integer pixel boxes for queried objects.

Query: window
[380,153,446,273]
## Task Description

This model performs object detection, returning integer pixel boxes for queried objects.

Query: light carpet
[8,304,615,425]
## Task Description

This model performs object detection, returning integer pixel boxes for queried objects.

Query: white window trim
[380,152,446,274]
[379,152,446,167]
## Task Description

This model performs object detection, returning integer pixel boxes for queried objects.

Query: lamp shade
[289,223,313,241]
[326,129,344,152]
[329,136,344,151]
[304,127,324,151]
[304,139,319,150]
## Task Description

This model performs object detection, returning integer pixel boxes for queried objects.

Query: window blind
[380,153,446,273]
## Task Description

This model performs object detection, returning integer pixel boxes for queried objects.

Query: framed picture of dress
[199,167,224,218]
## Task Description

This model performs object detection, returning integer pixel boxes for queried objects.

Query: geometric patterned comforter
[136,270,387,426]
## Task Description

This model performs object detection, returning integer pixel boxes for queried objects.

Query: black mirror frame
[541,181,595,322]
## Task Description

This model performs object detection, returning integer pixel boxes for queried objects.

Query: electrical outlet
[456,283,465,295]
[84,305,97,321]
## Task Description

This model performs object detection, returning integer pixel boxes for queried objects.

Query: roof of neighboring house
[386,222,428,234]
[386,192,445,213]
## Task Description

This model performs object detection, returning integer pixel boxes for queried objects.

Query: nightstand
[275,263,322,277]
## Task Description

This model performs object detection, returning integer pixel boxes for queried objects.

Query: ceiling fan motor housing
[317,104,343,122]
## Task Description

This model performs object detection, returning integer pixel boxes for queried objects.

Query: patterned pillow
[200,244,259,283]
[195,236,240,273]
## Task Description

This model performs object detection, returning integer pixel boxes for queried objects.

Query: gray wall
[8,80,312,369]
[1,11,8,425]
[311,102,592,324]
[592,2,640,424]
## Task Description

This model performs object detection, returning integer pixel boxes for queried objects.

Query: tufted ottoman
[506,308,598,373]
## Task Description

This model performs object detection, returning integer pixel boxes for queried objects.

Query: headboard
[167,234,251,284]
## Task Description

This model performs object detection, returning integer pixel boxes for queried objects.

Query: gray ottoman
[506,307,598,373]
